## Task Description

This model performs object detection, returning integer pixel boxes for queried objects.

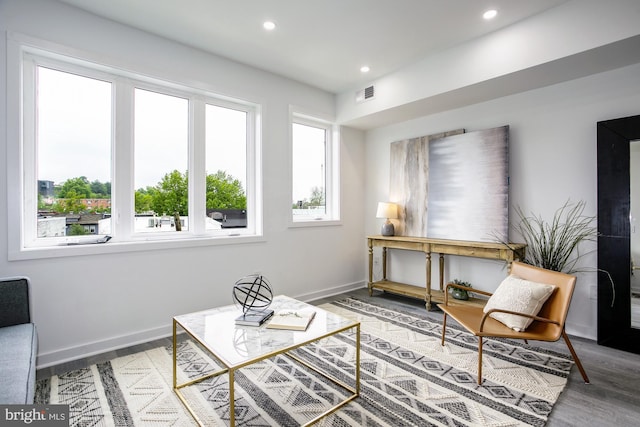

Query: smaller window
[291,113,339,223]
[134,88,189,233]
[30,65,113,246]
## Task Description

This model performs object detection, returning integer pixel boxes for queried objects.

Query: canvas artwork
[389,129,464,236]
[390,126,509,242]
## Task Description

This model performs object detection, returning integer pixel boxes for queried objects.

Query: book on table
[235,309,274,326]
[266,309,316,331]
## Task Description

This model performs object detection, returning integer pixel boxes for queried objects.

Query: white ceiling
[56,0,568,94]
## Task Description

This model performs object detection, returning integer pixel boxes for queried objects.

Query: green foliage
[498,200,615,306]
[133,170,246,215]
[151,170,189,216]
[68,223,88,236]
[206,171,246,210]
[448,279,472,300]
[46,170,246,220]
[55,176,111,200]
[134,186,158,213]
[511,200,597,273]
[293,186,325,209]
[41,177,112,214]
[52,196,86,214]
[58,176,92,198]
[309,186,325,206]
[135,169,246,231]
[90,180,110,198]
[452,279,472,288]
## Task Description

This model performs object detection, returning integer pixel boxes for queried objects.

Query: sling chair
[439,261,590,385]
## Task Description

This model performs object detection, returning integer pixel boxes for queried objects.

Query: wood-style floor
[37,288,640,426]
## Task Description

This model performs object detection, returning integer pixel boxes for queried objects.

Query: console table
[367,235,526,310]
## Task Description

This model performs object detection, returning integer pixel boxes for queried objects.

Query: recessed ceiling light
[483,9,498,20]
[360,66,370,73]
[263,21,276,31]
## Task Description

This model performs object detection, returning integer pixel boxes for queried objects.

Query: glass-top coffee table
[172,295,360,426]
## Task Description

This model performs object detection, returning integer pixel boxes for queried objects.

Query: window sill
[288,219,342,228]
[8,234,265,261]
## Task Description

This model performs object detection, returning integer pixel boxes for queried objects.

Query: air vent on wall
[355,85,375,103]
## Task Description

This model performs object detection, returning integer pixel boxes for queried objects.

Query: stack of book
[235,309,274,326]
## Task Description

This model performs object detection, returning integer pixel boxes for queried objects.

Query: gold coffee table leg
[229,369,235,426]
[173,320,177,390]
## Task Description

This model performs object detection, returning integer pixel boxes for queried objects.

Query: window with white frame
[12,44,259,257]
[33,66,113,238]
[291,113,339,223]
[133,88,190,233]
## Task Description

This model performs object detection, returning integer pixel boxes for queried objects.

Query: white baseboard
[36,324,172,369]
[295,280,366,303]
[36,280,368,369]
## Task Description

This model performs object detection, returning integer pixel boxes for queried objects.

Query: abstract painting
[390,126,509,242]
[390,129,464,236]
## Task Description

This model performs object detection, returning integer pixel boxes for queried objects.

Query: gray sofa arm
[0,277,31,327]
[0,277,37,404]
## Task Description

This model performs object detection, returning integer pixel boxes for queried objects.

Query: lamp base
[381,222,395,236]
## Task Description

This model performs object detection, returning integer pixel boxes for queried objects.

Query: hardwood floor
[37,288,640,426]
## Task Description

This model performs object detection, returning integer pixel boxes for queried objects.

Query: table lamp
[376,202,398,236]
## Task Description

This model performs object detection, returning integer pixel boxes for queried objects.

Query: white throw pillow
[483,275,556,331]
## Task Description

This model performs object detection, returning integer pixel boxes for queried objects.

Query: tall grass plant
[512,200,597,273]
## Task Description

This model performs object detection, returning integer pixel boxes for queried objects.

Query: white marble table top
[173,295,357,367]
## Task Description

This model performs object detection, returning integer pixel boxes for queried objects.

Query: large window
[291,113,339,223]
[11,44,259,258]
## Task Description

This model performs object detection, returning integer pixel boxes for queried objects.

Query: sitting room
[2,1,640,425]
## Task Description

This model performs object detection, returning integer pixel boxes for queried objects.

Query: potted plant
[510,200,597,273]
[501,200,615,305]
[448,279,473,300]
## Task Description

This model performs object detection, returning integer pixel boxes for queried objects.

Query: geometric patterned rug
[35,297,573,426]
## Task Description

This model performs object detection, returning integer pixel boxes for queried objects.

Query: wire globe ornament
[232,274,274,315]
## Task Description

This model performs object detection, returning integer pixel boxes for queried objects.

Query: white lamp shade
[376,202,398,219]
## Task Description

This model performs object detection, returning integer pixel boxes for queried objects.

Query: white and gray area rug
[35,298,574,426]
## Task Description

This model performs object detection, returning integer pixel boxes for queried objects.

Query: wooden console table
[367,235,526,310]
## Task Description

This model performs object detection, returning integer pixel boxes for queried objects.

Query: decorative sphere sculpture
[232,274,273,314]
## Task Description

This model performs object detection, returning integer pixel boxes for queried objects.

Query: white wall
[3,0,639,367]
[365,62,640,339]
[0,0,366,367]
[338,0,640,130]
